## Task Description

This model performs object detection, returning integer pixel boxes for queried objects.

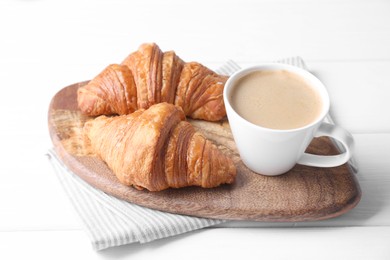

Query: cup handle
[297,122,354,167]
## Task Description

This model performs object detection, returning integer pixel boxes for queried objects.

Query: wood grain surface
[48,82,361,222]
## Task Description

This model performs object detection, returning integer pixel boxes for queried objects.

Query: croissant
[77,43,228,121]
[83,102,236,191]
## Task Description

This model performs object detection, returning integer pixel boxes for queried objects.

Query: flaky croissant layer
[83,103,236,191]
[77,43,228,121]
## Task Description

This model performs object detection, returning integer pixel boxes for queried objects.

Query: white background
[0,0,389,259]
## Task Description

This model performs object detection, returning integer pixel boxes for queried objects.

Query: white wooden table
[1,0,389,259]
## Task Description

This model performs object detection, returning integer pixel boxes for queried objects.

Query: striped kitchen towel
[48,57,357,251]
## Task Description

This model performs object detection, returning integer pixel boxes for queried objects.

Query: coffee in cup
[229,70,323,130]
[224,64,354,176]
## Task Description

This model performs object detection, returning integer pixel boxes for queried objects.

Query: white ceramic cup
[224,63,354,176]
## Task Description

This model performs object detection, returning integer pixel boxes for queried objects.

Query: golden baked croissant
[83,102,236,191]
[77,43,228,121]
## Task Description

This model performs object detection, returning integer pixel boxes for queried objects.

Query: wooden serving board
[48,82,361,222]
